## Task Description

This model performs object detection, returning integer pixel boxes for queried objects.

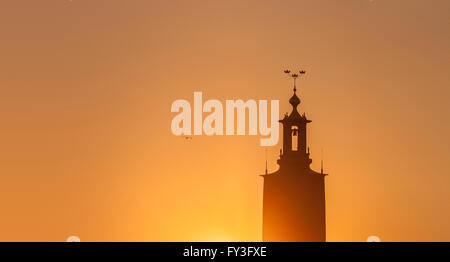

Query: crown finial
[284,69,306,93]
[284,69,306,109]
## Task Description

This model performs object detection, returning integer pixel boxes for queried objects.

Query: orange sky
[0,0,449,241]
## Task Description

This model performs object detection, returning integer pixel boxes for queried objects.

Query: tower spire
[265,148,268,175]
[321,148,324,175]
[292,73,298,93]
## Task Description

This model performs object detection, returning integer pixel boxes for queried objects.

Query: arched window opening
[291,126,298,151]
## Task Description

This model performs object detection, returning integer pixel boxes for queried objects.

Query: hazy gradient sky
[0,0,449,241]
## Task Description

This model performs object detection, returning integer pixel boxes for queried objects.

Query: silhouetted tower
[262,70,327,242]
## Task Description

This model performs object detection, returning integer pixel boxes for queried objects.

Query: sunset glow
[0,0,449,242]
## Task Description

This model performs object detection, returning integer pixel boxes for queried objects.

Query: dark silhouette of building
[262,74,327,242]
